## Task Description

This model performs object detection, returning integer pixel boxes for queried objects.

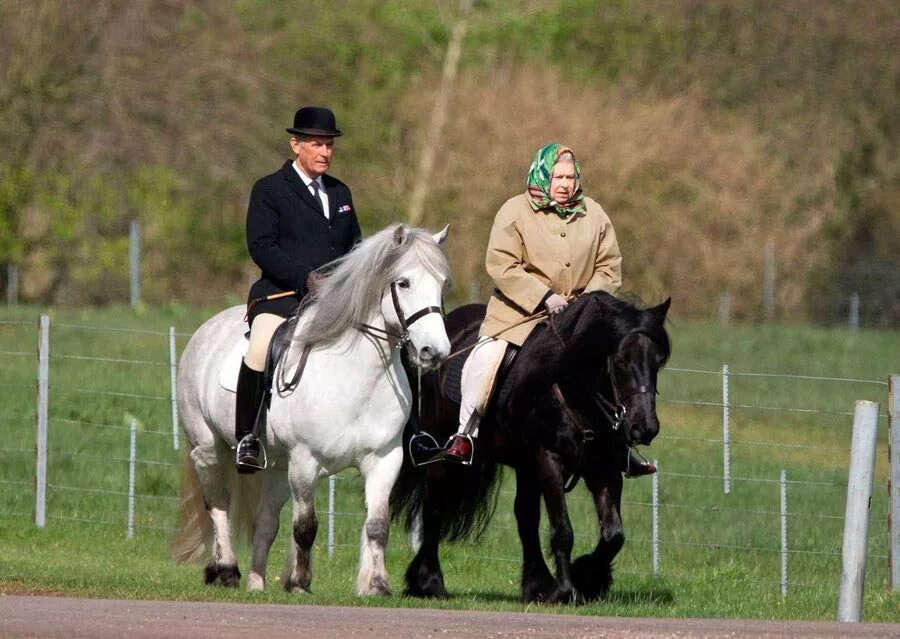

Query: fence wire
[0,315,895,602]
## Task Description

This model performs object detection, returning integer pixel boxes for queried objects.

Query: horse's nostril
[420,346,433,359]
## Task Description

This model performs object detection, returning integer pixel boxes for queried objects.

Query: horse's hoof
[204,562,241,588]
[570,554,613,601]
[283,577,310,594]
[358,575,391,597]
[246,572,265,592]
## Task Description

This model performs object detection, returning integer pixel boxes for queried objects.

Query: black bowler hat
[286,106,343,137]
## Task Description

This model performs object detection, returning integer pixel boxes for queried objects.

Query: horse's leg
[571,467,624,601]
[515,467,557,603]
[535,448,577,603]
[357,448,402,596]
[191,441,241,587]
[283,456,320,593]
[404,476,451,598]
[247,468,290,591]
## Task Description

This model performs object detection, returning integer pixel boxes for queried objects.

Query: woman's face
[549,160,576,205]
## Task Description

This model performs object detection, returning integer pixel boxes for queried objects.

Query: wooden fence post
[837,400,879,622]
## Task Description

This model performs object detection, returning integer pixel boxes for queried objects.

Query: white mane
[293,224,450,348]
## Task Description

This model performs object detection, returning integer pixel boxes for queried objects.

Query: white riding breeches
[245,313,286,372]
[457,337,508,437]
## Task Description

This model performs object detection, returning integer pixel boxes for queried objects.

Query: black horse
[392,291,671,603]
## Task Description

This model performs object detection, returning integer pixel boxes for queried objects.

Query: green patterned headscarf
[526,143,585,217]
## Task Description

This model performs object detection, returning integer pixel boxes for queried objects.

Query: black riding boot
[234,360,267,473]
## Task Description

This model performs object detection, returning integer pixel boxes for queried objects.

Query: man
[235,106,362,473]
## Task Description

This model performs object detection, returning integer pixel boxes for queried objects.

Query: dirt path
[1,595,898,639]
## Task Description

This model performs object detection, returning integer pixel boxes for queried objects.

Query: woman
[444,143,655,477]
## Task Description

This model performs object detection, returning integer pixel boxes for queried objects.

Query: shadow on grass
[408,586,676,609]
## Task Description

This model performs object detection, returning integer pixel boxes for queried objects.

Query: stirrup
[443,433,474,466]
[234,435,268,473]
[624,446,655,478]
[408,432,445,467]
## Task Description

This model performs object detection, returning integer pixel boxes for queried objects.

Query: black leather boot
[234,360,267,473]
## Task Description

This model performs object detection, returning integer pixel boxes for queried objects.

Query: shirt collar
[292,161,322,188]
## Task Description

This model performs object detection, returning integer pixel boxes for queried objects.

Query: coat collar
[280,160,334,219]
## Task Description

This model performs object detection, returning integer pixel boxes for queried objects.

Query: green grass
[1,305,898,621]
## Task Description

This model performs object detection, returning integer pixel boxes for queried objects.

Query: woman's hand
[544,293,568,314]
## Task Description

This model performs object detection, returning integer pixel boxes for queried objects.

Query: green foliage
[0,1,897,323]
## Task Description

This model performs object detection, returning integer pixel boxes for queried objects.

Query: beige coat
[479,193,622,346]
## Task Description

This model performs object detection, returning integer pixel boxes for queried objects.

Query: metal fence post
[169,327,179,450]
[129,220,141,308]
[7,264,18,306]
[327,474,336,557]
[837,400,879,622]
[849,293,860,332]
[889,375,899,592]
[723,364,731,494]
[652,459,660,577]
[763,239,775,321]
[127,419,137,539]
[34,314,50,528]
[780,469,788,598]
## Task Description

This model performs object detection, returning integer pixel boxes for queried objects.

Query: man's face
[549,160,577,205]
[291,136,335,178]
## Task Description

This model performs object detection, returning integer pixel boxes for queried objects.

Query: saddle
[442,334,519,411]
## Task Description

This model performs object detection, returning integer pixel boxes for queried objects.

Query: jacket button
[561,232,566,237]
[565,261,571,267]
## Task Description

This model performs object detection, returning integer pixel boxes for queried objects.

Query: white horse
[172,224,451,596]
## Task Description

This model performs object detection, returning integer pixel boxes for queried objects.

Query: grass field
[0,304,898,621]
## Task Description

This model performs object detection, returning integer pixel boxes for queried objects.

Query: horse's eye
[397,278,410,289]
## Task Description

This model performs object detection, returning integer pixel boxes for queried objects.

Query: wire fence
[0,314,897,600]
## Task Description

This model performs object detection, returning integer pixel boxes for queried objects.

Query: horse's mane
[293,224,450,347]
[506,291,670,417]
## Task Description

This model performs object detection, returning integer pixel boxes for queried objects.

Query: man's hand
[544,293,568,314]
[305,272,324,296]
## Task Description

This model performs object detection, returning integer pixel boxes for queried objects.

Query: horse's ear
[432,224,449,246]
[649,297,672,321]
[393,225,407,246]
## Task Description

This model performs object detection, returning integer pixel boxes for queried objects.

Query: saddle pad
[219,321,296,394]
[219,334,249,393]
[442,330,479,405]
[442,333,519,408]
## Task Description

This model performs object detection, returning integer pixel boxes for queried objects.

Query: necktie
[309,180,325,216]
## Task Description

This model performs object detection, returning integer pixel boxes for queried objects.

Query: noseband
[589,351,659,431]
[356,281,443,348]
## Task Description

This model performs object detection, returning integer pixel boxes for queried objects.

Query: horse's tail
[391,423,502,543]
[171,450,211,563]
[170,449,260,563]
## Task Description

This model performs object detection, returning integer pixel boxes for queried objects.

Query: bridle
[548,313,659,433]
[547,318,661,491]
[582,351,659,433]
[355,281,443,350]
